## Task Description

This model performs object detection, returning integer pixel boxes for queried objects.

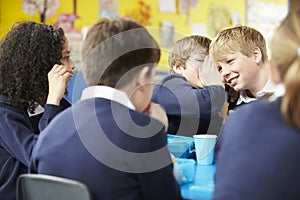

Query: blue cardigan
[151,74,226,136]
[0,96,69,200]
[213,98,300,200]
[31,98,182,200]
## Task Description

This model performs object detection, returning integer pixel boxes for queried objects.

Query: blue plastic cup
[193,135,217,165]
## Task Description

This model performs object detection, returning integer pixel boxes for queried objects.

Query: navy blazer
[152,74,226,136]
[213,98,300,200]
[31,98,182,200]
[0,96,68,200]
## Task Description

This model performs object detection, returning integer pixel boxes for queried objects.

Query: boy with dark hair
[31,18,181,200]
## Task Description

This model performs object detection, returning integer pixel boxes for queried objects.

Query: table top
[167,134,216,200]
[180,164,216,200]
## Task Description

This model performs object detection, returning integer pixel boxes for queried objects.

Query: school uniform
[228,80,278,111]
[213,97,300,200]
[28,98,71,133]
[151,74,226,136]
[31,86,182,200]
[0,95,68,200]
[216,80,279,154]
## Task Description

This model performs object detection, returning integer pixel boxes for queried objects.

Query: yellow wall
[0,0,287,71]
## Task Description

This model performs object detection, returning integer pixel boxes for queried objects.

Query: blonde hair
[210,25,268,64]
[271,11,300,130]
[168,35,211,74]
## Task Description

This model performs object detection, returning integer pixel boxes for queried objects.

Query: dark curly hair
[0,21,65,113]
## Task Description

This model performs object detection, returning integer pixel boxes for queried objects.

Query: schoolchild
[0,21,74,200]
[31,18,182,200]
[213,11,300,200]
[152,35,226,136]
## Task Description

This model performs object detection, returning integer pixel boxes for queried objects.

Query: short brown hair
[81,18,160,88]
[168,35,211,74]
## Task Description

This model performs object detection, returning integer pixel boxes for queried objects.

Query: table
[167,134,216,200]
[180,164,216,200]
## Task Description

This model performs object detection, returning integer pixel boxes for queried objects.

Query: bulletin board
[246,0,288,53]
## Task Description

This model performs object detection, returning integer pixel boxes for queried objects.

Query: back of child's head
[81,17,160,88]
[270,10,300,130]
[168,35,211,74]
[210,25,268,64]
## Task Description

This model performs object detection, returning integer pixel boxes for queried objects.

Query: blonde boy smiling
[210,25,277,107]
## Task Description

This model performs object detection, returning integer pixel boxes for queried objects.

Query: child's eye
[217,65,222,73]
[196,59,204,63]
[227,59,234,64]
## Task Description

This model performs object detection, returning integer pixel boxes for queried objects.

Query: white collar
[81,85,135,110]
[236,91,256,105]
[268,83,285,102]
[237,80,277,105]
[27,105,44,117]
[256,80,277,98]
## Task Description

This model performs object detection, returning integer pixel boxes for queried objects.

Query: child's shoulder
[159,74,186,85]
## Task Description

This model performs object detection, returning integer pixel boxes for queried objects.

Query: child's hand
[182,68,206,89]
[199,56,224,88]
[146,102,169,132]
[46,64,74,105]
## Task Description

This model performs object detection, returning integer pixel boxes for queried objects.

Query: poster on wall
[159,0,176,13]
[246,0,288,50]
[191,23,206,35]
[207,4,232,38]
[178,0,199,15]
[99,0,118,19]
[22,0,59,22]
[161,21,175,48]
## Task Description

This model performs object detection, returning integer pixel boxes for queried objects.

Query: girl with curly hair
[0,21,74,200]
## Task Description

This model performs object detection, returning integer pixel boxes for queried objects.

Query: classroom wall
[0,0,288,71]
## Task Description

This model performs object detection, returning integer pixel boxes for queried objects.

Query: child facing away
[209,25,277,112]
[31,17,182,200]
[212,11,300,200]
[151,35,226,136]
[0,21,74,200]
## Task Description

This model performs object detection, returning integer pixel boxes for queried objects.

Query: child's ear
[136,66,151,89]
[252,47,263,64]
[172,64,184,74]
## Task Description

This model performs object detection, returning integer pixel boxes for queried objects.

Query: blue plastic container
[167,134,195,158]
[174,158,196,185]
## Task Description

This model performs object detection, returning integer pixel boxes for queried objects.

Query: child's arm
[39,64,74,131]
[0,108,38,167]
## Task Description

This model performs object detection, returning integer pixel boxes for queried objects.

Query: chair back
[17,174,93,200]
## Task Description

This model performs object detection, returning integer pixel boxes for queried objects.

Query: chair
[17,174,93,200]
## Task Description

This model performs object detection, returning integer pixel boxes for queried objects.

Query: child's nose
[221,65,231,77]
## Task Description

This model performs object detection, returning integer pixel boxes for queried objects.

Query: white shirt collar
[237,80,277,105]
[27,105,44,117]
[236,91,256,105]
[81,85,136,110]
[268,83,285,102]
[256,80,277,98]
